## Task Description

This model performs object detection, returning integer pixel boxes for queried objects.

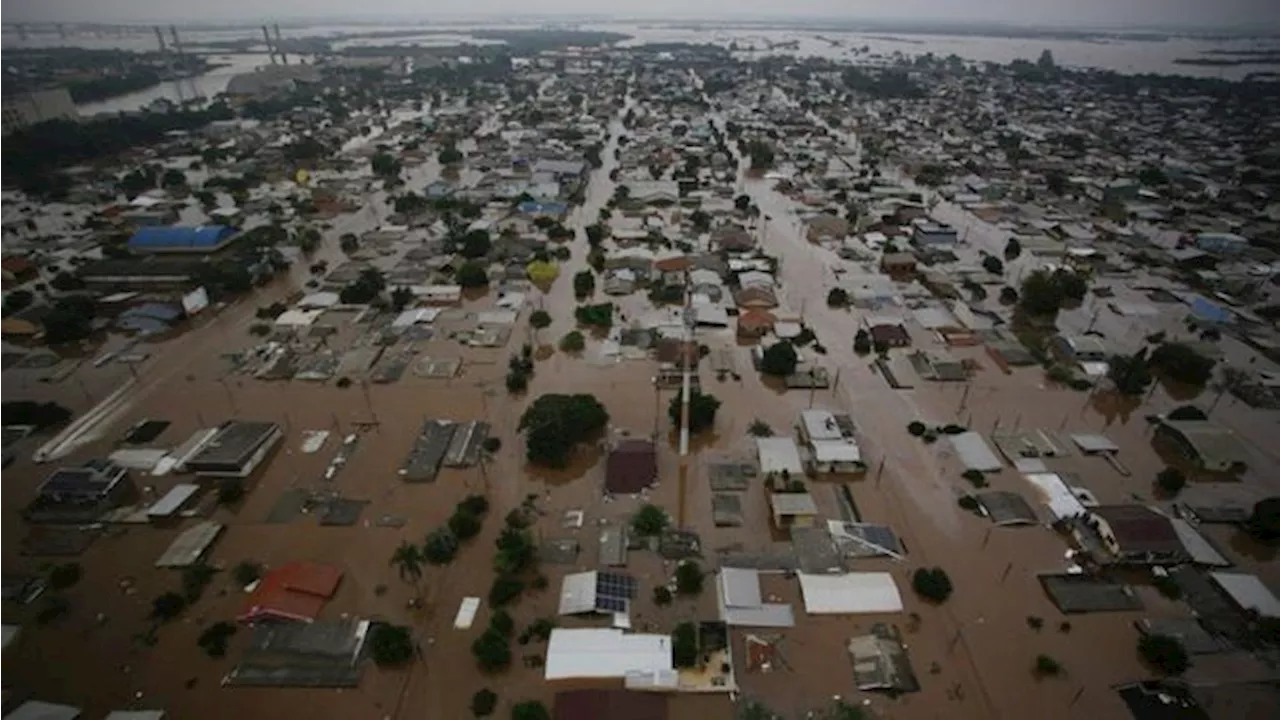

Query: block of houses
[910,222,959,248]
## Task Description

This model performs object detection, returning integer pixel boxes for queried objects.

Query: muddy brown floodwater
[7,79,1280,720]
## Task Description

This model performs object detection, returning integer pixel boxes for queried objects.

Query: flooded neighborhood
[3,11,1280,720]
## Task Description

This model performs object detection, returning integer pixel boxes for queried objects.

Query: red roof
[2,257,35,275]
[654,256,691,273]
[238,562,343,623]
[555,690,667,720]
[605,439,657,494]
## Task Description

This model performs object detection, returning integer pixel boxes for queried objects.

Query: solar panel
[596,596,628,613]
[596,571,637,598]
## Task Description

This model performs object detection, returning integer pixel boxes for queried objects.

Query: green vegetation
[2,401,73,431]
[1004,237,1022,259]
[1138,634,1190,675]
[217,478,245,505]
[760,342,799,377]
[1018,268,1088,318]
[1157,468,1188,496]
[1246,497,1280,541]
[424,528,460,565]
[197,621,237,658]
[449,511,483,541]
[472,628,512,672]
[511,701,550,720]
[668,389,722,434]
[826,287,849,308]
[490,609,515,637]
[340,233,360,254]
[632,504,669,536]
[908,421,927,436]
[1149,342,1216,387]
[369,624,415,666]
[1108,348,1154,395]
[518,393,609,467]
[339,268,386,304]
[558,331,585,353]
[48,562,82,590]
[460,229,492,259]
[42,296,96,344]
[181,563,216,602]
[653,586,673,605]
[672,621,699,667]
[456,262,490,288]
[489,575,525,608]
[675,561,704,596]
[438,145,465,166]
[585,224,605,247]
[2,289,34,316]
[151,591,187,621]
[232,561,261,587]
[529,310,552,330]
[391,541,425,582]
[912,567,954,603]
[573,270,596,299]
[748,419,774,437]
[574,303,614,328]
[471,689,498,717]
[1168,405,1208,420]
[1000,286,1019,305]
[962,469,989,488]
[1033,654,1064,678]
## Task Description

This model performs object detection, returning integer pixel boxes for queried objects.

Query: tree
[1157,468,1187,496]
[339,233,359,254]
[233,561,261,587]
[689,209,712,233]
[460,229,492,259]
[424,528,460,565]
[675,561,704,595]
[1246,497,1280,541]
[391,541,425,583]
[573,270,595,299]
[529,310,552,330]
[760,342,799,377]
[371,152,401,178]
[161,168,187,188]
[151,591,186,621]
[853,329,872,355]
[556,330,584,353]
[982,255,1004,275]
[518,394,609,467]
[574,303,613,328]
[734,194,752,212]
[1138,634,1190,675]
[912,567,954,603]
[826,287,849,308]
[471,689,498,717]
[489,609,515,638]
[632,504,669,536]
[3,289,34,316]
[438,145,464,166]
[1107,348,1154,395]
[1150,343,1215,387]
[217,478,245,505]
[585,224,605,247]
[511,702,550,720]
[494,527,536,575]
[472,628,512,672]
[298,227,322,254]
[668,389,721,433]
[2,401,72,430]
[42,296,95,344]
[456,262,489,288]
[653,586,673,605]
[1004,237,1022,259]
[1037,49,1056,69]
[672,621,698,667]
[449,511,482,541]
[489,573,525,608]
[370,624,415,666]
[1018,269,1066,318]
[1033,654,1064,678]
[1168,405,1208,420]
[391,286,414,311]
[339,268,386,304]
[49,563,82,590]
[197,621,237,657]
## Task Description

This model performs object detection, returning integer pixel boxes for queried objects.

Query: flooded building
[184,420,283,477]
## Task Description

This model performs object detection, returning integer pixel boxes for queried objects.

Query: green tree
[734,194,752,212]
[472,628,512,671]
[456,262,489,288]
[573,270,595,299]
[672,621,698,667]
[826,287,849,308]
[689,210,712,233]
[438,145,464,166]
[233,561,261,587]
[675,561,704,595]
[1149,343,1216,387]
[391,286,414,311]
[653,586,673,605]
[197,621,237,657]
[1033,654,1064,678]
[1004,237,1022,259]
[449,511,482,541]
[911,567,953,603]
[668,389,721,433]
[42,296,95,344]
[1138,634,1190,675]
[471,689,498,717]
[760,342,799,377]
[339,233,359,254]
[369,624,415,665]
[3,289,35,316]
[1246,497,1280,541]
[559,331,585,353]
[511,701,550,720]
[584,224,605,247]
[424,528,460,565]
[853,329,872,355]
[1156,468,1187,496]
[48,563,82,590]
[371,152,401,178]
[298,227,322,254]
[460,229,492,259]
[151,591,186,621]
[1107,348,1154,395]
[632,504,669,536]
[529,310,552,330]
[982,255,1004,274]
[494,527,536,575]
[518,394,609,467]
[2,401,72,429]
[161,168,187,188]
[1018,268,1066,318]
[391,541,425,583]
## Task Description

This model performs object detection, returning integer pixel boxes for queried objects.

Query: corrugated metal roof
[128,225,234,250]
[798,572,904,614]
[1210,572,1280,618]
[544,629,672,680]
[951,432,1003,472]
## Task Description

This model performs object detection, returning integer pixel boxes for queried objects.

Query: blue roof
[1190,296,1231,324]
[518,201,568,216]
[128,225,235,250]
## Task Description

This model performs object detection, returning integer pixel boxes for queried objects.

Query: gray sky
[7,0,1280,29]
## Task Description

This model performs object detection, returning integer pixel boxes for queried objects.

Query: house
[711,224,754,251]
[865,316,911,348]
[716,567,795,627]
[1086,505,1189,565]
[798,409,863,473]
[1154,419,1251,473]
[553,690,667,720]
[880,252,917,277]
[183,420,283,477]
[544,628,673,681]
[557,570,638,616]
[2,256,38,284]
[127,225,239,254]
[805,214,849,243]
[605,439,657,494]
[625,181,680,205]
[1051,334,1109,364]
[734,285,778,309]
[756,437,804,477]
[737,309,776,338]
[238,562,343,623]
[24,459,136,523]
[1195,232,1249,255]
[911,222,959,248]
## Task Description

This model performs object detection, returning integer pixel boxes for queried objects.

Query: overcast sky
[7,0,1280,29]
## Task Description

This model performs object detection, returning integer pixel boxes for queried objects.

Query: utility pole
[676,273,693,528]
[262,25,277,65]
[274,24,288,64]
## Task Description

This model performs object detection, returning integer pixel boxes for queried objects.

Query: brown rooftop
[554,690,667,720]
[1091,505,1185,556]
[605,439,657,494]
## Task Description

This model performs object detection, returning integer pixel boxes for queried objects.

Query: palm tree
[390,541,424,587]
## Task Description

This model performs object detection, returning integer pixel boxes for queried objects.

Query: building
[544,628,673,681]
[911,222,959,248]
[1051,334,1109,371]
[2,88,77,135]
[128,225,240,254]
[77,256,208,291]
[1194,232,1249,255]
[770,492,819,529]
[223,65,321,100]
[184,421,283,477]
[238,562,344,623]
[1086,505,1189,565]
[557,570,638,616]
[24,459,136,523]
[1154,419,1251,473]
[880,252,917,277]
[805,214,850,243]
[605,439,657,494]
[553,690,667,720]
[798,409,863,473]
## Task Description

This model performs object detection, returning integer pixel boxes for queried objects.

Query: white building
[2,88,78,135]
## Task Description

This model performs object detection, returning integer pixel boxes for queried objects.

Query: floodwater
[75,54,271,117]
[7,57,1280,720]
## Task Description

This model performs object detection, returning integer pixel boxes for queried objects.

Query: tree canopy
[760,342,799,377]
[1018,268,1087,318]
[369,624,415,666]
[1107,348,1154,395]
[1247,497,1280,541]
[1149,343,1216,387]
[459,229,492,259]
[668,389,721,434]
[632,504,669,536]
[456,261,490,288]
[1138,634,1189,675]
[518,394,609,467]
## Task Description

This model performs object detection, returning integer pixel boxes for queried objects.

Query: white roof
[1023,473,1088,520]
[695,304,730,326]
[1210,572,1280,618]
[771,493,819,516]
[756,437,804,475]
[1171,519,1230,567]
[801,410,844,441]
[716,568,795,628]
[812,440,862,464]
[275,308,324,327]
[4,701,81,720]
[1071,434,1119,454]
[413,284,462,300]
[154,521,223,568]
[775,321,803,339]
[739,270,774,288]
[798,572,904,614]
[496,292,526,309]
[391,307,442,327]
[453,597,481,629]
[558,571,598,615]
[297,292,340,309]
[544,628,672,680]
[950,432,1003,472]
[476,309,518,326]
[146,484,200,517]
